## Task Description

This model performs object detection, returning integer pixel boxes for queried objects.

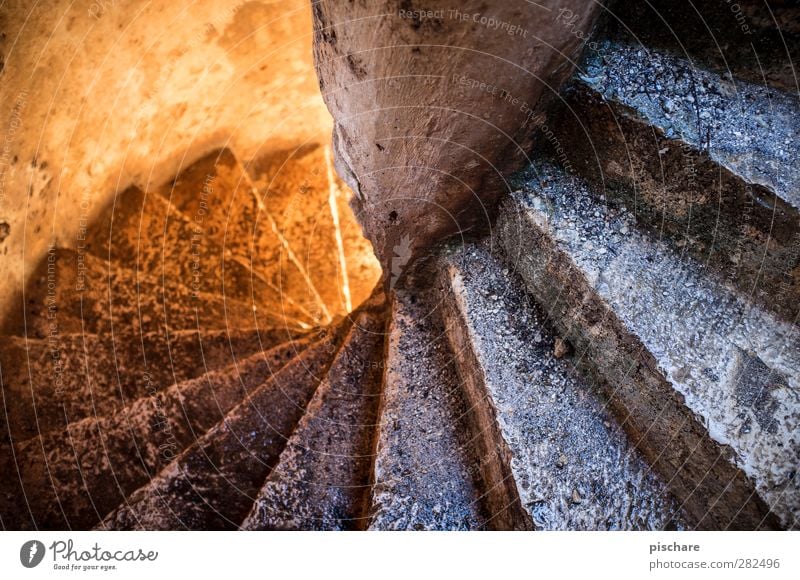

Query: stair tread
[245,144,381,315]
[439,241,683,530]
[241,296,386,530]
[499,160,798,528]
[98,309,360,530]
[157,148,335,324]
[368,288,486,531]
[85,185,314,327]
[5,335,313,530]
[606,0,800,93]
[0,326,300,443]
[552,51,800,322]
[579,39,799,209]
[5,247,261,339]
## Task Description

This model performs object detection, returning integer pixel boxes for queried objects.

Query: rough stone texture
[83,186,312,329]
[0,326,298,443]
[368,287,486,531]
[242,297,386,530]
[245,143,381,315]
[0,0,330,323]
[99,305,366,530]
[2,0,796,534]
[498,160,797,529]
[0,441,26,530]
[549,89,800,323]
[579,40,800,208]
[3,334,315,530]
[606,0,800,93]
[158,148,337,324]
[1,247,258,339]
[546,37,800,321]
[312,0,601,274]
[438,240,683,530]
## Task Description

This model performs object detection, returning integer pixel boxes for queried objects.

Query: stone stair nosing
[603,0,800,94]
[84,185,315,329]
[367,286,488,531]
[547,38,800,322]
[0,326,303,445]
[438,240,685,531]
[3,247,261,340]
[240,294,387,530]
[98,302,369,530]
[155,148,330,325]
[497,159,797,529]
[4,334,315,530]
[207,145,343,318]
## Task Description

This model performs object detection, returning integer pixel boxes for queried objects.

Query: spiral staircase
[1,0,798,530]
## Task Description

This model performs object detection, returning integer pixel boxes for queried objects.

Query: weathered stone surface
[605,0,800,93]
[5,335,315,530]
[84,186,314,328]
[438,240,683,530]
[368,287,486,531]
[313,0,601,274]
[244,144,382,317]
[1,247,257,339]
[0,441,27,530]
[158,148,334,324]
[577,40,800,208]
[544,19,800,323]
[99,302,370,530]
[242,297,386,530]
[498,160,797,528]
[548,61,800,321]
[0,326,297,444]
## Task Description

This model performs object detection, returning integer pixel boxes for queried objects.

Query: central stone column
[312,0,601,282]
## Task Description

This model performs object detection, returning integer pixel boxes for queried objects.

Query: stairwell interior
[0,0,798,531]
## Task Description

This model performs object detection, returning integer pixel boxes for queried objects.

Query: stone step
[497,160,798,529]
[547,39,800,321]
[2,247,260,339]
[368,287,487,531]
[578,39,800,203]
[99,303,371,530]
[156,149,330,324]
[2,334,315,530]
[244,144,382,315]
[437,240,684,531]
[0,326,301,444]
[241,295,386,530]
[84,185,315,328]
[605,0,800,93]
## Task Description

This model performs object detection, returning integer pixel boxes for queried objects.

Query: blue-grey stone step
[547,39,800,321]
[580,41,799,204]
[603,0,800,94]
[498,160,798,529]
[368,288,486,530]
[438,241,684,530]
